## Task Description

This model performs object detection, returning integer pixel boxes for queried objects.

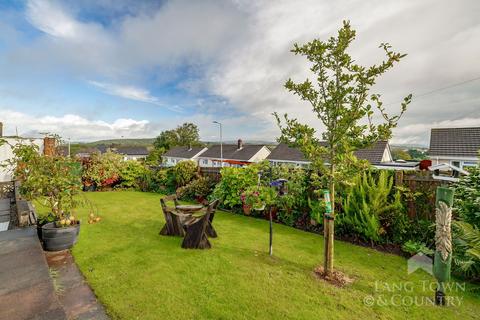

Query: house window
[451,161,460,168]
[463,161,477,168]
[202,159,208,165]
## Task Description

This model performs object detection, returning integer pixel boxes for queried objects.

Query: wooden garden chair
[181,200,219,249]
[206,200,219,238]
[159,196,185,237]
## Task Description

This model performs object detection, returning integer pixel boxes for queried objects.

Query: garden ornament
[433,187,454,306]
[323,190,333,221]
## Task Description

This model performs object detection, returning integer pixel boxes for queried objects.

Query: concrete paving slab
[0,198,11,210]
[0,228,67,320]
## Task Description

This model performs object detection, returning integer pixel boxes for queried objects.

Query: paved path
[0,198,11,231]
[45,251,109,320]
[0,228,67,320]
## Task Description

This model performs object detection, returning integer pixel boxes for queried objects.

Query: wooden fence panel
[395,171,445,220]
[199,167,222,182]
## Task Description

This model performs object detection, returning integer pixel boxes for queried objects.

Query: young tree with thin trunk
[275,21,411,276]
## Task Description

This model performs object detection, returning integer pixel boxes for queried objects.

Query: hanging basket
[253,204,265,211]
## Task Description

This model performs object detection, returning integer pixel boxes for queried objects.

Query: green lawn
[60,191,479,319]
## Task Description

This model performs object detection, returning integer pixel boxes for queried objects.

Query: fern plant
[453,221,480,280]
[337,171,403,244]
[452,162,480,280]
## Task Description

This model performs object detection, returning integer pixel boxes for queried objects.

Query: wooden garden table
[175,204,217,238]
[175,204,205,226]
[175,204,204,213]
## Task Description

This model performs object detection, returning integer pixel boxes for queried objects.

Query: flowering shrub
[176,176,215,201]
[270,166,310,225]
[172,160,198,187]
[82,151,124,188]
[118,160,149,189]
[212,165,259,208]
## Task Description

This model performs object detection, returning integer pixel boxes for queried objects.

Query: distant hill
[65,138,155,156]
[203,140,276,145]
[65,138,278,156]
[390,144,428,150]
[85,138,156,147]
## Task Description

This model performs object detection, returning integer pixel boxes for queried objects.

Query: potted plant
[240,192,252,215]
[11,143,83,251]
[243,186,277,214]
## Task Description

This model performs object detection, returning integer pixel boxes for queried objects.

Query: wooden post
[407,179,416,218]
[269,207,273,256]
[394,170,404,186]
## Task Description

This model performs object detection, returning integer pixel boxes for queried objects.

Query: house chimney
[237,139,243,150]
[43,137,56,156]
[0,122,3,137]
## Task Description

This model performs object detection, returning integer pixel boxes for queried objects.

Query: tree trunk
[323,164,335,276]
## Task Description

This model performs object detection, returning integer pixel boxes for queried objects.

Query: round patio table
[175,204,204,213]
[176,204,217,238]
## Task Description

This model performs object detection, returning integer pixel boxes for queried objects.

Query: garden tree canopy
[146,147,165,165]
[154,122,201,151]
[275,20,411,276]
[391,149,412,161]
[172,160,198,187]
[7,143,82,219]
[407,149,427,160]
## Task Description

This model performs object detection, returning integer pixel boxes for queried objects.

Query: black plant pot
[41,222,81,251]
[37,223,44,241]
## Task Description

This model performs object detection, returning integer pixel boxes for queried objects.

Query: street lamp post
[213,121,223,167]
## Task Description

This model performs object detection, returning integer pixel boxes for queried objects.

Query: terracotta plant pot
[195,196,207,205]
[41,222,80,251]
[243,205,252,215]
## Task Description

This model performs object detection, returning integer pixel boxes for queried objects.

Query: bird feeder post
[433,186,454,306]
[268,178,287,256]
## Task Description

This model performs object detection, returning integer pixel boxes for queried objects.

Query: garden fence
[198,166,448,222]
[394,170,445,220]
[199,167,222,182]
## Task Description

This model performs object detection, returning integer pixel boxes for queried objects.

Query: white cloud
[207,0,480,144]
[0,109,150,141]
[26,0,80,39]
[0,108,263,142]
[88,81,182,112]
[392,117,480,145]
[22,0,246,78]
[3,0,480,145]
[25,0,111,45]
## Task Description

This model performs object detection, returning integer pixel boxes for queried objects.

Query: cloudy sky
[0,0,479,145]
